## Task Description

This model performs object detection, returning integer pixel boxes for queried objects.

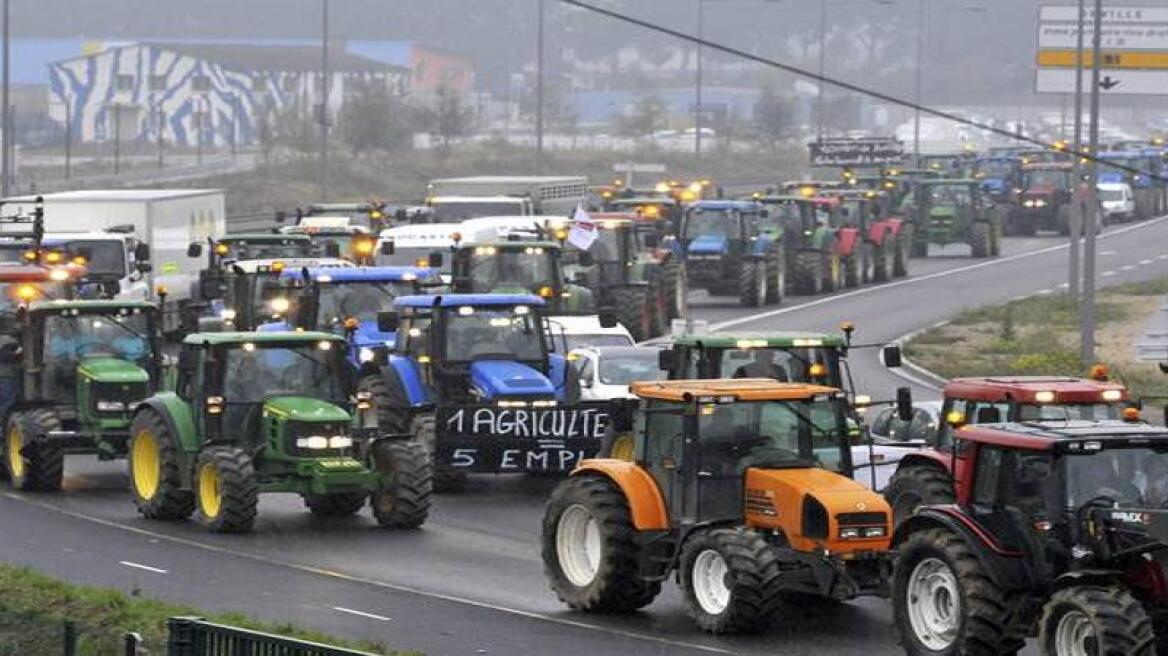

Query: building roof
[143,42,409,74]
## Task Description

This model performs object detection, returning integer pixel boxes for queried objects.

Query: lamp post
[536,0,544,161]
[815,0,895,140]
[1081,0,1103,366]
[319,0,331,201]
[1068,0,1085,304]
[911,3,985,163]
[2,0,11,197]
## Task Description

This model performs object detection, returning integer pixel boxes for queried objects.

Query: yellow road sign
[1038,49,1168,69]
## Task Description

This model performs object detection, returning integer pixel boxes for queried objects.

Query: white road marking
[1057,283,1069,288]
[1034,288,1053,295]
[1010,295,1030,302]
[333,607,391,622]
[1102,271,1118,277]
[1159,254,1168,260]
[1121,265,1136,271]
[709,215,1168,331]
[1102,250,1117,256]
[1141,259,1153,265]
[119,560,168,574]
[5,494,733,655]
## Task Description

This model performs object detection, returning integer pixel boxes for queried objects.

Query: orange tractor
[541,379,895,633]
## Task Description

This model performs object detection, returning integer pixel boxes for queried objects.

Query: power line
[558,0,1167,182]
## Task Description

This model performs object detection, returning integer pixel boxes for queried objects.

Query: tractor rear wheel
[194,446,258,533]
[885,464,955,527]
[791,251,823,295]
[680,528,784,634]
[304,492,367,517]
[128,410,194,520]
[970,222,991,258]
[1039,586,1154,656]
[371,439,432,528]
[414,415,465,493]
[738,260,766,308]
[990,218,1002,256]
[765,250,783,304]
[873,240,892,282]
[613,286,652,342]
[542,475,660,612]
[893,527,1025,655]
[843,251,860,288]
[646,275,668,339]
[4,410,63,492]
[662,259,684,320]
[357,374,410,435]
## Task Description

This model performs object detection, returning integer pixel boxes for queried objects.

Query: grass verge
[0,563,407,655]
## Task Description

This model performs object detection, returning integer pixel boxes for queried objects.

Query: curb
[883,320,951,392]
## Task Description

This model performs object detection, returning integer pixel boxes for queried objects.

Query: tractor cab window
[1016,403,1122,422]
[813,204,832,227]
[931,185,972,207]
[1062,447,1167,509]
[758,204,796,235]
[468,247,556,290]
[397,316,432,358]
[976,160,1015,179]
[972,446,1053,519]
[221,342,343,405]
[444,306,544,362]
[218,239,312,262]
[717,347,833,385]
[697,398,846,475]
[684,209,738,239]
[314,281,408,328]
[57,239,127,279]
[642,404,685,473]
[1024,170,1071,189]
[43,310,153,397]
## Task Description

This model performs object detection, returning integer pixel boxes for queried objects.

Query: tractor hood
[470,360,555,399]
[352,319,396,349]
[687,234,730,255]
[1097,171,1126,184]
[78,357,150,384]
[263,396,351,422]
[981,178,1005,192]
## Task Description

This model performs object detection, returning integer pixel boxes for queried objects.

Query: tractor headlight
[220,308,237,321]
[328,435,353,449]
[358,347,376,363]
[96,400,127,412]
[839,527,861,539]
[863,526,887,538]
[355,391,373,410]
[296,436,330,450]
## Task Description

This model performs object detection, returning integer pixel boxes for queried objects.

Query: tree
[616,95,668,137]
[272,103,316,156]
[754,85,791,152]
[338,82,414,157]
[424,84,473,150]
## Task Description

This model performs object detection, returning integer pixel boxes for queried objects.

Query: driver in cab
[731,349,789,382]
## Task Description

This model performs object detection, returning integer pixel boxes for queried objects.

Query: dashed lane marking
[1121,265,1137,271]
[333,607,391,622]
[1141,259,1153,265]
[119,560,168,574]
[1102,271,1118,277]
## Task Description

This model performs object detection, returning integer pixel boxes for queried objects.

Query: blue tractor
[678,200,783,307]
[361,293,608,491]
[971,155,1021,203]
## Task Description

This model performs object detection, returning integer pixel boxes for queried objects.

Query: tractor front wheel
[542,475,660,612]
[765,250,783,304]
[738,260,766,308]
[970,222,991,258]
[892,527,1024,655]
[357,374,410,435]
[4,410,63,492]
[128,410,194,520]
[843,251,860,288]
[680,528,784,634]
[884,464,955,527]
[791,251,823,295]
[873,239,892,282]
[194,447,258,533]
[1039,586,1154,656]
[304,492,367,517]
[613,286,652,342]
[371,439,432,528]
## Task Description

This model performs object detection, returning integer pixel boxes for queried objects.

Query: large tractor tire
[843,251,860,288]
[541,475,661,612]
[969,222,991,258]
[990,218,1003,257]
[645,275,669,339]
[1038,586,1154,656]
[194,446,258,533]
[128,409,194,520]
[858,242,875,285]
[414,415,465,493]
[304,492,367,517]
[356,373,410,435]
[612,286,652,343]
[791,251,823,295]
[4,410,63,492]
[765,250,783,305]
[661,259,685,320]
[893,527,1025,656]
[738,260,766,308]
[1056,205,1073,237]
[898,226,916,273]
[680,528,785,634]
[884,464,955,528]
[873,240,893,282]
[370,439,432,528]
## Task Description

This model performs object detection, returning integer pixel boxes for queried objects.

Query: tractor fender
[834,228,861,257]
[573,461,669,530]
[1052,569,1125,590]
[893,450,953,477]
[812,227,837,253]
[865,221,890,246]
[135,394,200,455]
[893,507,1030,590]
[387,355,429,406]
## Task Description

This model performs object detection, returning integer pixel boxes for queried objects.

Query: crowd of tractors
[0,137,1166,654]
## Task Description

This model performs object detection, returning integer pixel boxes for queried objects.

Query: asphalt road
[4,216,1168,655]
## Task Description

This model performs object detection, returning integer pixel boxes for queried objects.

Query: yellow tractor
[541,379,894,634]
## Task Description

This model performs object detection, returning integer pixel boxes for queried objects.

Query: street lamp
[815,0,896,140]
[912,2,986,162]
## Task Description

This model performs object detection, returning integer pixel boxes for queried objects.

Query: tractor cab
[680,200,782,307]
[972,155,1022,200]
[659,331,848,390]
[375,223,457,276]
[278,216,377,264]
[605,196,682,233]
[207,258,354,331]
[303,201,393,233]
[189,234,316,271]
[450,239,594,314]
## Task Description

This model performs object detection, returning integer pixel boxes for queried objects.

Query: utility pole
[536,0,545,161]
[318,0,330,201]
[2,0,10,197]
[1069,0,1085,304]
[912,0,924,165]
[63,101,72,180]
[112,104,121,175]
[1081,0,1103,366]
[815,0,827,140]
[695,0,704,160]
[157,105,164,170]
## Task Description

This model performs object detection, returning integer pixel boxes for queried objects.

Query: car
[868,400,942,443]
[850,401,943,493]
[569,346,666,401]
[1098,181,1136,223]
[546,314,635,352]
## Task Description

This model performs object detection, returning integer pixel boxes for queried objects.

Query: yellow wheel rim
[610,434,635,462]
[6,424,23,479]
[131,429,161,501]
[198,462,222,519]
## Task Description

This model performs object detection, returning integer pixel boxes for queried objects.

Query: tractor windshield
[467,247,556,291]
[314,281,412,327]
[218,239,313,262]
[697,398,847,474]
[684,209,739,239]
[1024,170,1071,189]
[55,239,127,279]
[976,160,1015,178]
[1060,446,1168,509]
[43,309,153,397]
[221,342,343,405]
[716,347,838,386]
[598,351,666,385]
[444,306,545,362]
[760,203,802,233]
[926,185,973,207]
[1016,402,1123,422]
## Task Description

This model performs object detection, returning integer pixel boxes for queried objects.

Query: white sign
[1036,68,1168,95]
[1039,23,1168,50]
[612,162,666,173]
[1040,6,1168,23]
[567,206,599,250]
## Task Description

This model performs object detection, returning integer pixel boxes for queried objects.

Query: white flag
[568,205,598,250]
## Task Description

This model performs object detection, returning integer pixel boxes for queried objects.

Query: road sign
[808,138,904,167]
[1036,5,1168,94]
[612,163,666,174]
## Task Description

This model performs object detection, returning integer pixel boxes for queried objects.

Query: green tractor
[126,331,431,533]
[2,300,163,491]
[900,179,1002,258]
[449,239,595,315]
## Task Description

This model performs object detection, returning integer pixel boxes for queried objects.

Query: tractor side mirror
[896,386,914,422]
[377,310,400,333]
[578,251,594,267]
[658,347,676,373]
[380,240,395,256]
[134,242,151,262]
[326,242,342,258]
[598,308,618,329]
[881,345,902,368]
[274,210,287,224]
[428,252,444,268]
[101,280,121,297]
[187,243,203,258]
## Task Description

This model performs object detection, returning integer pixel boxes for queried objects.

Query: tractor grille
[837,512,887,527]
[745,489,777,517]
[91,381,148,414]
[284,421,352,458]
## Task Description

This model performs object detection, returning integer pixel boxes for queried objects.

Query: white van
[1098,182,1135,224]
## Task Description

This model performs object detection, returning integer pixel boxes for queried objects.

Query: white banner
[568,205,599,250]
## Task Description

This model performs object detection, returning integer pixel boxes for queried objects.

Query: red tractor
[892,419,1168,655]
[881,376,1130,526]
[821,189,911,282]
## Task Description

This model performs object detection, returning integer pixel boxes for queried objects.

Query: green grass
[0,564,407,655]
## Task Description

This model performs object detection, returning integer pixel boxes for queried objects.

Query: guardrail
[165,617,380,656]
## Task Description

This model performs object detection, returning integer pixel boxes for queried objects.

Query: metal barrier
[165,617,379,656]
